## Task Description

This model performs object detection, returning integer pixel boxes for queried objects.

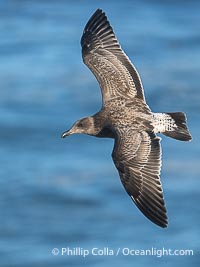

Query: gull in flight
[62,9,192,227]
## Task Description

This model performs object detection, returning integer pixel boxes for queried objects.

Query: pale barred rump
[152,112,192,141]
[152,113,176,133]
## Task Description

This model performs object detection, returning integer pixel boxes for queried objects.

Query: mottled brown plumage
[62,9,192,228]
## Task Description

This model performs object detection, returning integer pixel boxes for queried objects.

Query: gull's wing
[112,129,168,228]
[81,9,145,105]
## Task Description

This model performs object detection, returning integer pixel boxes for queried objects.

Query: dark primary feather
[112,130,168,228]
[81,9,145,104]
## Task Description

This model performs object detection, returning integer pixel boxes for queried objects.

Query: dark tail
[163,112,192,141]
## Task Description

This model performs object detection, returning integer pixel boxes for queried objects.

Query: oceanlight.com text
[51,247,194,258]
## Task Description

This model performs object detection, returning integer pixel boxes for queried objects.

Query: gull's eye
[78,122,84,127]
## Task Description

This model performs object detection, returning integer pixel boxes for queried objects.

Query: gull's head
[61,117,97,138]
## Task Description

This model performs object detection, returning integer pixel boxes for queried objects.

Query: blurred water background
[0,0,199,266]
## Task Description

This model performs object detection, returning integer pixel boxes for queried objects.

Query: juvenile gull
[62,9,192,228]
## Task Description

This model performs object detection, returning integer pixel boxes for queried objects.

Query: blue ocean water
[0,0,199,266]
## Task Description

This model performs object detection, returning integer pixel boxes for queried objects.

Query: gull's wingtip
[94,8,103,14]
